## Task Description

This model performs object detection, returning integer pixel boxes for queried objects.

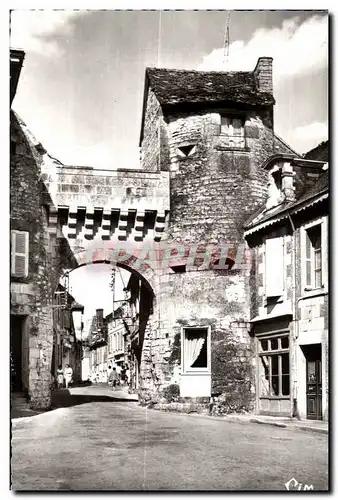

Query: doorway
[10,315,24,392]
[304,344,322,420]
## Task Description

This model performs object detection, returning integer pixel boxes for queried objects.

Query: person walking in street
[108,367,119,391]
[64,364,73,389]
[125,365,130,386]
[56,365,64,389]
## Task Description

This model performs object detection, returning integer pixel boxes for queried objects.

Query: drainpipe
[287,211,300,419]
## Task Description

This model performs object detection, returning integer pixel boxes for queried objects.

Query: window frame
[181,326,211,374]
[11,230,29,278]
[264,235,285,299]
[220,115,246,149]
[257,332,290,400]
[301,218,327,294]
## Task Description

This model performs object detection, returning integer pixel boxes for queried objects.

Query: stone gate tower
[138,58,292,410]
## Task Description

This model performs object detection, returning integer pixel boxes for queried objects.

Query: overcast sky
[9,9,328,324]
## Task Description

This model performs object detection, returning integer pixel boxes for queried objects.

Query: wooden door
[10,315,23,392]
[306,345,322,420]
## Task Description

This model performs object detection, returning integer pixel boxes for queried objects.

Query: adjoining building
[244,143,328,420]
[52,284,84,385]
[106,306,128,376]
[88,309,108,383]
[10,49,78,409]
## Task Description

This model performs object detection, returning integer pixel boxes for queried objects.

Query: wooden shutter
[305,231,312,287]
[265,237,284,297]
[11,230,29,277]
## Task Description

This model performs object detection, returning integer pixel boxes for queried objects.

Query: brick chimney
[280,161,295,203]
[254,57,273,94]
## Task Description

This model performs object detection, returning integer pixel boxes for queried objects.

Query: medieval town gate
[36,57,279,408]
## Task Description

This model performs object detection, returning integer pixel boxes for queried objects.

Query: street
[11,385,328,491]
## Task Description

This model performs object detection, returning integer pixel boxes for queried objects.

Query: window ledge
[259,396,291,400]
[215,145,250,153]
[182,370,211,375]
[264,295,285,305]
[299,287,328,301]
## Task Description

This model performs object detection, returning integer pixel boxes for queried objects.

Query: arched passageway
[52,249,159,400]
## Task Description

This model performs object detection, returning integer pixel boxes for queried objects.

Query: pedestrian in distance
[64,364,73,389]
[56,365,64,389]
[125,365,130,386]
[108,367,119,391]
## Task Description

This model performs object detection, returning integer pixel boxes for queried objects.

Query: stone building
[10,48,77,409]
[136,57,300,411]
[11,49,328,417]
[244,144,328,420]
[124,273,153,393]
[106,306,130,377]
[89,309,108,383]
[52,284,84,385]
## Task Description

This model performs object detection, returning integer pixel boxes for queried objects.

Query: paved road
[11,385,328,491]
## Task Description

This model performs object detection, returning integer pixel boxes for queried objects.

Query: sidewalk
[223,414,328,435]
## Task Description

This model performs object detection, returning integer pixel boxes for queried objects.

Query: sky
[68,264,130,337]
[9,9,329,326]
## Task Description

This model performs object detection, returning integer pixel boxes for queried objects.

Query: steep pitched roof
[244,170,328,234]
[304,140,329,162]
[140,65,275,145]
[273,132,300,156]
[145,67,275,108]
[10,49,25,105]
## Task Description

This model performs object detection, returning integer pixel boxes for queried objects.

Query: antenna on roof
[157,10,162,67]
[223,11,231,69]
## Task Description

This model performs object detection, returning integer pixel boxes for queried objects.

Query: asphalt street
[11,385,329,491]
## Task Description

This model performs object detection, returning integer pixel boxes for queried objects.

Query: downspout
[287,211,300,419]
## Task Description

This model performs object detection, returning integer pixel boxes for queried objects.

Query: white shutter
[265,237,284,297]
[11,230,29,277]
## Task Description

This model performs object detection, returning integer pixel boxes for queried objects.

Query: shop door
[10,315,23,392]
[306,345,322,420]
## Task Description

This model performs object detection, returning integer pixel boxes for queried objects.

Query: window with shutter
[11,230,29,278]
[265,237,284,297]
[305,225,322,290]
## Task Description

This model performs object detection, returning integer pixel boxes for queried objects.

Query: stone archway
[54,246,161,402]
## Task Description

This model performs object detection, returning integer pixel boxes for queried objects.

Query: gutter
[287,210,300,420]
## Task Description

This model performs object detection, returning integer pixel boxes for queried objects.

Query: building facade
[52,284,84,385]
[137,57,302,409]
[106,307,128,375]
[244,147,328,420]
[10,49,77,409]
[89,309,108,383]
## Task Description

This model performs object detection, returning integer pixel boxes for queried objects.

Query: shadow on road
[51,389,137,410]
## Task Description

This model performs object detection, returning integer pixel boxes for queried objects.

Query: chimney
[253,57,273,94]
[281,161,295,203]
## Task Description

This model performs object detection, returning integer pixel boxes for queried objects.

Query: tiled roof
[304,140,329,162]
[244,170,328,233]
[273,132,300,156]
[146,68,275,108]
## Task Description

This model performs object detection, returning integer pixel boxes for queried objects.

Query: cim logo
[285,478,314,491]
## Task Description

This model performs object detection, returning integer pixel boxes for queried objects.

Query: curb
[143,407,328,435]
[248,418,328,434]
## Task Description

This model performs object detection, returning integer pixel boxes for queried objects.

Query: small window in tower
[177,144,197,157]
[220,116,245,148]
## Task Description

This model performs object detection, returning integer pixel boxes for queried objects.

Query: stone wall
[140,89,163,172]
[10,111,74,409]
[137,89,277,409]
